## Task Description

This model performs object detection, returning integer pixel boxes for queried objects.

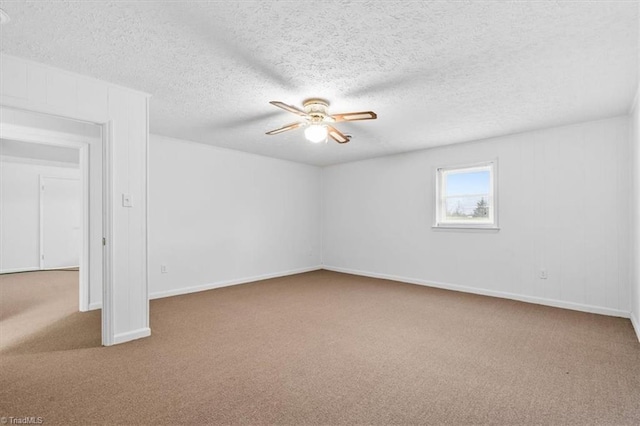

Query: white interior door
[40,176,81,269]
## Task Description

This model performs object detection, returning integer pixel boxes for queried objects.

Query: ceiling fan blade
[327,126,350,144]
[265,122,304,135]
[269,101,309,117]
[331,111,378,122]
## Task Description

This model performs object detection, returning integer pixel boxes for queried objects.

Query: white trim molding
[631,312,640,343]
[113,327,151,345]
[88,302,102,311]
[322,265,630,319]
[149,266,323,300]
[101,121,114,346]
[41,265,80,270]
[434,159,499,230]
[0,267,40,274]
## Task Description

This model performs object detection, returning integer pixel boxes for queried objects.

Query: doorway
[0,107,104,348]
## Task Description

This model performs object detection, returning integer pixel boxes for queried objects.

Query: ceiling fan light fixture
[266,99,376,144]
[304,124,328,143]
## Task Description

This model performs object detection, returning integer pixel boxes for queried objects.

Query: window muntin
[435,162,497,228]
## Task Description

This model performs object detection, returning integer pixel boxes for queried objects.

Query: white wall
[149,135,322,298]
[1,138,80,163]
[0,156,79,273]
[1,53,149,345]
[627,7,639,341]
[323,116,631,317]
[631,88,640,339]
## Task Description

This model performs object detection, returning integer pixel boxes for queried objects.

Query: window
[435,161,498,229]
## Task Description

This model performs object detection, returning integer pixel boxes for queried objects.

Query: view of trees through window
[439,166,494,224]
[443,169,491,221]
[447,197,489,219]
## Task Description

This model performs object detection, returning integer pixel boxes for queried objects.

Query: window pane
[445,170,490,196]
[436,162,496,228]
[444,196,491,221]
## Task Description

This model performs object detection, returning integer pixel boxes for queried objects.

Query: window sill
[432,225,500,232]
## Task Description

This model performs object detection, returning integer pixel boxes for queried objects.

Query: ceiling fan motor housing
[303,99,331,123]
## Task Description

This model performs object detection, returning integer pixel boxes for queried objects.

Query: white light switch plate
[122,194,132,207]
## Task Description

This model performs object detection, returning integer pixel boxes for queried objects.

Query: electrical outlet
[161,265,168,274]
[539,269,548,279]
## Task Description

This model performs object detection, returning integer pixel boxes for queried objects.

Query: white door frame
[0,110,110,323]
[39,175,82,270]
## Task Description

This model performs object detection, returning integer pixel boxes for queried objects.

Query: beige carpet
[0,270,98,350]
[1,270,639,424]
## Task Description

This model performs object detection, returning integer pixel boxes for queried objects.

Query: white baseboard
[631,312,640,343]
[149,265,323,300]
[1,266,79,274]
[323,265,630,319]
[112,327,151,345]
[88,302,102,311]
[0,266,40,274]
[42,265,80,270]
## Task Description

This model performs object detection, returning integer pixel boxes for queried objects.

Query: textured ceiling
[0,1,638,166]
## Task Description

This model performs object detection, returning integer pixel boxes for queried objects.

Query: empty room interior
[0,1,639,425]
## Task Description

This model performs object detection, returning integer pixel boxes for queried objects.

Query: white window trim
[433,160,499,230]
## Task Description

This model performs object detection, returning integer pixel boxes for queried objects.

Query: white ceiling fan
[265,99,377,144]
